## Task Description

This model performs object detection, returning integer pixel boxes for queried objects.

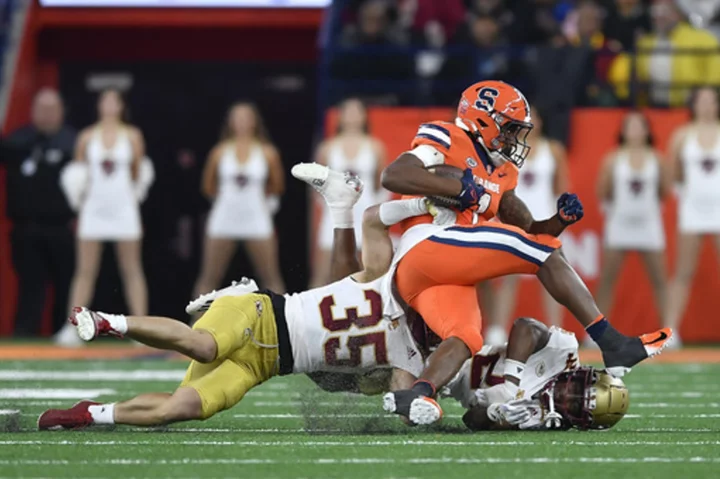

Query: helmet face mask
[538,367,630,430]
[495,112,533,169]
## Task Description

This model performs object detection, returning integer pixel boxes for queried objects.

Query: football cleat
[185,277,259,315]
[291,163,364,209]
[38,400,98,431]
[69,307,123,341]
[383,390,443,426]
[602,327,673,378]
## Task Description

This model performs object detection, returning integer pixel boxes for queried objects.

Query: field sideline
[0,347,719,479]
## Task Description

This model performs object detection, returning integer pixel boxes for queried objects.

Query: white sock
[101,313,128,335]
[378,198,428,227]
[88,403,115,425]
[330,206,354,229]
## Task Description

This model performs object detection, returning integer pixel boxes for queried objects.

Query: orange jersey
[400,120,519,233]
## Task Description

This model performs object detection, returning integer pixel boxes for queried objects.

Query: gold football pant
[179,294,279,418]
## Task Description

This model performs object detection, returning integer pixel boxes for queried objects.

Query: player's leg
[69,307,218,363]
[489,277,518,344]
[594,248,626,320]
[245,236,286,293]
[67,239,102,313]
[115,240,148,316]
[193,237,237,299]
[541,287,563,328]
[384,284,482,424]
[666,233,701,337]
[639,250,669,329]
[537,249,672,375]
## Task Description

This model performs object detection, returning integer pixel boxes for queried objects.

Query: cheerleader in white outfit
[488,106,569,345]
[67,89,149,321]
[311,98,386,287]
[667,87,720,343]
[194,103,285,297]
[596,111,670,331]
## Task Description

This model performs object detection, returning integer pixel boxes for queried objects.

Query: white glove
[486,401,531,426]
[474,382,516,407]
[425,199,457,226]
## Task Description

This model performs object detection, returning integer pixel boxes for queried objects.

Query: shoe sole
[408,397,443,425]
[74,310,97,342]
[291,163,328,190]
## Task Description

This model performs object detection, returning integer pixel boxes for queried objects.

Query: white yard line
[230,413,720,420]
[0,371,186,381]
[1,440,718,447]
[0,457,718,466]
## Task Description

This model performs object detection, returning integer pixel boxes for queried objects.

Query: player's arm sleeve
[410,123,452,157]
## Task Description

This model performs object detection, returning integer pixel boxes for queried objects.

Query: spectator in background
[440,14,512,85]
[603,0,652,51]
[487,106,569,345]
[467,0,516,38]
[595,111,670,343]
[195,103,285,298]
[398,0,465,47]
[341,0,408,47]
[309,98,386,287]
[65,89,149,345]
[609,0,720,106]
[666,87,720,347]
[509,0,565,45]
[0,89,76,340]
[564,0,621,104]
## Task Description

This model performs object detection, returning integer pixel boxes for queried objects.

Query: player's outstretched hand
[456,169,488,212]
[487,400,532,426]
[557,192,584,225]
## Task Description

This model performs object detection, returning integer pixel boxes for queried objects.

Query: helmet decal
[474,87,500,113]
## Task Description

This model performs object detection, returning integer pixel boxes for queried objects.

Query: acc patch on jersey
[466,157,478,168]
[536,362,546,378]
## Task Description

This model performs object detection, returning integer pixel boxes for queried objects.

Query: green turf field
[1,359,719,479]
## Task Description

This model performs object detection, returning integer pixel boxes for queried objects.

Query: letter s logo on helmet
[456,80,534,169]
[475,87,500,112]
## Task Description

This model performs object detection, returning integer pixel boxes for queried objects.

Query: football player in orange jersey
[379,80,673,425]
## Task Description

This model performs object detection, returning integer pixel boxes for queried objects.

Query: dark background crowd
[1,0,719,346]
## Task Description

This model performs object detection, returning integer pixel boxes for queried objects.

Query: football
[425,164,465,208]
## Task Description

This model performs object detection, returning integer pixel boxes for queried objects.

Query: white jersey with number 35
[283,275,424,377]
[446,326,579,408]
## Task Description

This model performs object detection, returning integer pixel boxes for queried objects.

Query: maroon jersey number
[319,290,388,368]
[470,352,505,389]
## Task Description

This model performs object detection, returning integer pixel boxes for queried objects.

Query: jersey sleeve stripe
[418,125,451,145]
[415,133,450,150]
[420,123,451,136]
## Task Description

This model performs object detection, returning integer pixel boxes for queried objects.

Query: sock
[585,315,609,342]
[101,313,128,335]
[411,379,436,398]
[330,205,353,229]
[503,359,525,389]
[379,198,428,227]
[88,403,115,425]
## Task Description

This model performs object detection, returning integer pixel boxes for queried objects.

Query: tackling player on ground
[378,80,671,424]
[38,168,426,430]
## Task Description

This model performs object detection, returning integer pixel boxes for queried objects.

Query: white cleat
[186,277,259,315]
[382,391,443,426]
[291,163,364,209]
[68,307,123,341]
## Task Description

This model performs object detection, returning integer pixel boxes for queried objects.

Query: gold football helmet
[539,367,630,430]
